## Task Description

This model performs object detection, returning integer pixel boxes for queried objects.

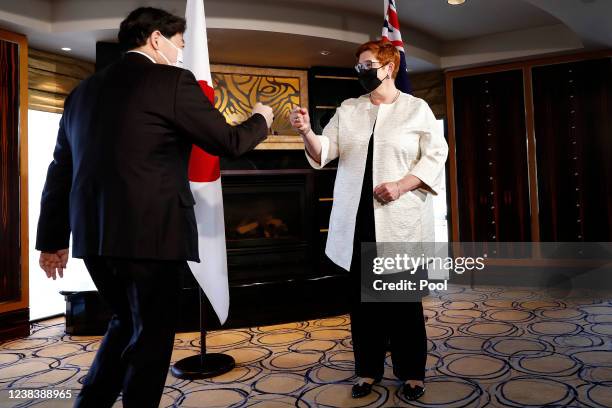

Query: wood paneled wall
[0,45,92,340]
[0,29,29,340]
[28,48,94,113]
[27,49,444,121]
[0,37,21,304]
[532,58,612,242]
[411,71,445,119]
[446,50,612,260]
[452,69,532,247]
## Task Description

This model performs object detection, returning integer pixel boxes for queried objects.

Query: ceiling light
[61,47,71,51]
[448,0,466,5]
[320,50,331,56]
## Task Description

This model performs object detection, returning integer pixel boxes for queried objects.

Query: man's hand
[39,249,69,280]
[252,102,274,129]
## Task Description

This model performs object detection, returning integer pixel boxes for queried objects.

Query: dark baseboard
[451,265,612,293]
[0,308,30,342]
[60,273,351,336]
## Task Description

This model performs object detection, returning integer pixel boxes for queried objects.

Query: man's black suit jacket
[35,52,268,262]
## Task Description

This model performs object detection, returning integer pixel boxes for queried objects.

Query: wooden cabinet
[452,70,532,243]
[0,30,29,341]
[532,58,612,241]
[447,52,612,256]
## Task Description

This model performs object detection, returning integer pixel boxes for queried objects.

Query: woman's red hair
[355,40,400,78]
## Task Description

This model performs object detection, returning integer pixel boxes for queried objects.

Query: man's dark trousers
[73,257,185,408]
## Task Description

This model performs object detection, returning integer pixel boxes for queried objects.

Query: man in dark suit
[35,7,273,408]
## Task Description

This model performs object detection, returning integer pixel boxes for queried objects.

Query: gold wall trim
[314,75,358,80]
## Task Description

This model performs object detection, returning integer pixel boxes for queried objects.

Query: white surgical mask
[157,34,184,68]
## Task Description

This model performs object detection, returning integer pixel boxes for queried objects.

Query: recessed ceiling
[206,29,437,71]
[0,0,610,72]
[290,0,560,41]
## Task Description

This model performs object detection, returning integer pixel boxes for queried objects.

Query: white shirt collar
[127,50,156,63]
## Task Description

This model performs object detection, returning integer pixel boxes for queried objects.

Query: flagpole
[171,0,235,379]
[171,289,235,379]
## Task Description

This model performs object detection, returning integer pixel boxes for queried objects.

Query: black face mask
[357,68,384,93]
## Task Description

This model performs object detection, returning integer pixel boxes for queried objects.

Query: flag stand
[171,289,235,379]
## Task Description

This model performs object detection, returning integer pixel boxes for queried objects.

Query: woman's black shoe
[351,381,372,398]
[402,383,425,401]
[352,379,378,398]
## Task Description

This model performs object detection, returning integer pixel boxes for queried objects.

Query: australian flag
[382,0,412,94]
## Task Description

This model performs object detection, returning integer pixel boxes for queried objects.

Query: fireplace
[220,169,317,281]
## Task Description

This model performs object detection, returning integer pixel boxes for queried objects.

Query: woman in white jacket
[290,40,448,401]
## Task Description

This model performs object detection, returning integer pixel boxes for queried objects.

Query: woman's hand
[374,175,426,204]
[289,106,311,136]
[373,181,402,204]
[290,105,322,164]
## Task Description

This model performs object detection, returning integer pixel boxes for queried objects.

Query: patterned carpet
[1,284,611,407]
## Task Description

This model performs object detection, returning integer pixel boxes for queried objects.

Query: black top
[36,52,269,261]
[353,131,376,249]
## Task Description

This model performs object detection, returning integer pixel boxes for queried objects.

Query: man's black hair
[118,7,186,51]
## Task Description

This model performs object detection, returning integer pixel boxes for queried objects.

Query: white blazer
[306,92,448,271]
